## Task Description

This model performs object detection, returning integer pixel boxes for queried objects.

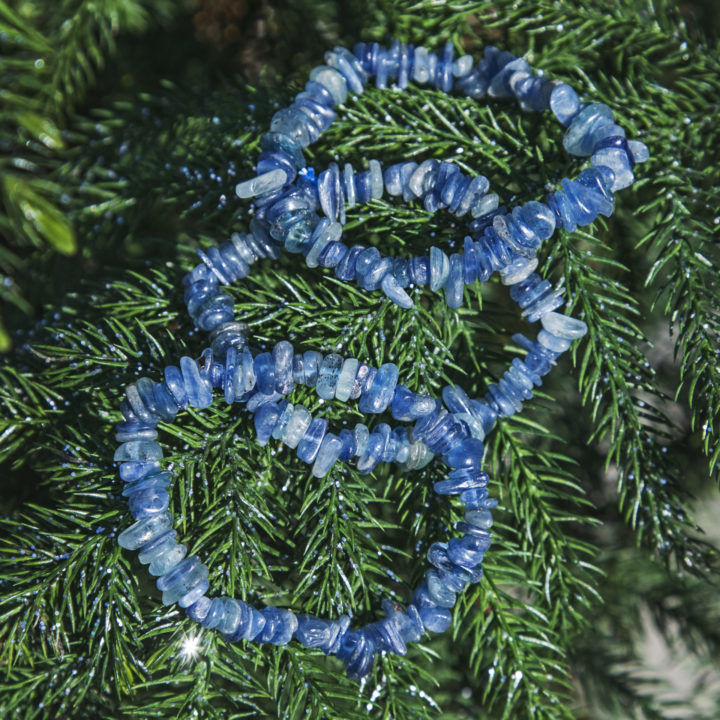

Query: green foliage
[1,1,719,718]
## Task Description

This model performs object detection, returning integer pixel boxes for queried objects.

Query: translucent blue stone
[272,341,294,395]
[148,541,187,576]
[256,607,298,645]
[118,460,161,482]
[128,487,170,520]
[538,329,571,353]
[292,354,305,384]
[312,433,343,477]
[125,383,158,425]
[279,405,310,449]
[260,131,305,169]
[381,273,413,308]
[295,614,351,654]
[115,421,157,443]
[426,569,457,607]
[137,528,176,564]
[413,46,430,83]
[303,80,336,108]
[359,256,393,291]
[447,438,485,468]
[563,103,614,156]
[335,358,359,402]
[179,356,212,409]
[337,629,376,679]
[411,584,452,633]
[161,562,209,606]
[235,169,287,199]
[369,159,383,199]
[591,146,634,190]
[335,244,364,281]
[114,440,162,463]
[358,363,398,414]
[122,471,171,497]
[447,535,486,569]
[429,246,450,291]
[541,311,587,339]
[628,140,649,163]
[356,431,385,473]
[163,365,188,409]
[117,511,173,550]
[444,253,464,308]
[224,602,267,641]
[255,403,280,446]
[271,401,294,440]
[316,353,343,399]
[295,97,335,134]
[434,467,489,495]
[254,352,276,395]
[317,166,341,222]
[199,597,225,629]
[297,418,328,464]
[338,428,356,461]
[186,595,212,623]
[343,163,356,207]
[549,83,581,126]
[352,423,370,457]
[309,65,348,105]
[156,555,199,591]
[302,350,323,386]
[307,219,342,268]
[270,107,312,147]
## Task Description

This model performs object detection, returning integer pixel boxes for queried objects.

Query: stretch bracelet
[113,39,647,680]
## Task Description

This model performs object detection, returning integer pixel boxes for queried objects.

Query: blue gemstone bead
[272,341,294,395]
[444,253,464,308]
[312,433,343,477]
[335,245,364,281]
[316,353,343,399]
[358,363,398,414]
[549,83,581,126]
[255,403,280,446]
[117,511,173,550]
[429,246,450,291]
[186,595,212,623]
[356,431,385,473]
[297,418,328,464]
[254,353,276,395]
[179,356,212,409]
[295,614,351,654]
[563,103,614,156]
[122,471,171,497]
[256,607,298,645]
[114,440,162,463]
[302,350,323,386]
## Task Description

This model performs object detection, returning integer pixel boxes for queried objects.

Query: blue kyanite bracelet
[114,38,647,680]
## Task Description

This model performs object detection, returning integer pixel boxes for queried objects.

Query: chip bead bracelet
[113,38,647,680]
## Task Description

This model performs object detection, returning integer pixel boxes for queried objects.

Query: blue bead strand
[113,36,646,681]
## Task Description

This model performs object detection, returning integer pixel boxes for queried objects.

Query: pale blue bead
[235,169,286,199]
[471,192,499,218]
[200,597,226,629]
[353,423,370,457]
[628,140,649,163]
[157,556,199,591]
[180,356,212,408]
[426,570,457,607]
[137,528,176,564]
[335,358,359,402]
[297,417,327,463]
[413,47,431,83]
[303,350,323,386]
[271,402,295,440]
[114,440,162,462]
[115,421,158,443]
[306,219,342,268]
[358,363,398,414]
[408,159,438,197]
[538,329,572,352]
[316,353,343,399]
[541,311,587,339]
[563,103,614,156]
[465,508,494,530]
[119,460,161,482]
[246,390,282,412]
[312,433,343,477]
[381,274,413,308]
[455,175,490,217]
[281,405,312,449]
[444,253,464,308]
[186,595,212,623]
[369,159,383,199]
[343,163,356,207]
[429,246,450,291]
[273,340,294,395]
[309,65,348,105]
[128,487,169,519]
[178,579,209,609]
[549,83,581,126]
[218,598,243,634]
[499,256,538,285]
[591,147,634,190]
[452,54,473,76]
[149,542,187,576]
[117,511,173,550]
[161,563,209,606]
